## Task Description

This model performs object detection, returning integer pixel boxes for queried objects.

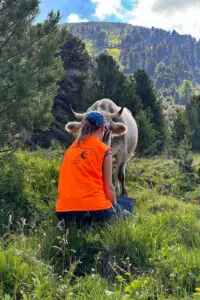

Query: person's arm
[102,153,116,205]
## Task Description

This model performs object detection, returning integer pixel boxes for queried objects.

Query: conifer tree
[178,80,194,105]
[0,0,67,148]
[169,109,189,151]
[136,110,159,156]
[186,95,200,150]
[119,75,143,116]
[93,54,126,104]
[134,69,166,152]
[51,33,91,145]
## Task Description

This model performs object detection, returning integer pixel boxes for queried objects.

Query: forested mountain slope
[66,22,200,103]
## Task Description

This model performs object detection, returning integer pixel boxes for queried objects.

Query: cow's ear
[111,122,127,136]
[65,122,82,135]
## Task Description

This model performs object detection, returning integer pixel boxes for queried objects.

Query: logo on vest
[71,150,89,164]
[80,151,87,159]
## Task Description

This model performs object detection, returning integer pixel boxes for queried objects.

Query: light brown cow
[65,98,138,196]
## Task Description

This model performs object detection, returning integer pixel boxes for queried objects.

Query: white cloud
[128,0,200,39]
[67,13,88,23]
[152,0,200,14]
[89,0,200,39]
[90,0,123,20]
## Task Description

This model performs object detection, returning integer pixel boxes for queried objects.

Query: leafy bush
[0,150,62,234]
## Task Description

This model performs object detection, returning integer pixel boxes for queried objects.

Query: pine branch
[0,78,56,115]
[0,102,17,115]
[0,0,18,14]
[0,27,57,65]
[0,10,35,50]
[0,148,16,160]
[0,83,14,92]
[0,148,12,153]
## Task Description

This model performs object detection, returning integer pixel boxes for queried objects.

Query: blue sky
[37,0,200,40]
[38,0,96,22]
[37,0,136,23]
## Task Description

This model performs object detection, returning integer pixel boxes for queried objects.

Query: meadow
[1,150,200,299]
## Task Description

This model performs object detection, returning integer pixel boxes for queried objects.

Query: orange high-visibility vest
[56,136,112,212]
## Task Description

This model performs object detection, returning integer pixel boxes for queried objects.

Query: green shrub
[0,238,56,299]
[126,156,199,198]
[0,150,62,234]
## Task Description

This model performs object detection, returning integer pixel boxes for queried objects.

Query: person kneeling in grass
[56,111,128,228]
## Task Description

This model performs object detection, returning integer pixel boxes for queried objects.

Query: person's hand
[112,199,117,206]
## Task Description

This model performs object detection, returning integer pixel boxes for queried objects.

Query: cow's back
[87,98,117,113]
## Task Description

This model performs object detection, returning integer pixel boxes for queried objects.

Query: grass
[107,33,121,47]
[2,150,200,298]
[84,40,94,55]
[105,48,121,63]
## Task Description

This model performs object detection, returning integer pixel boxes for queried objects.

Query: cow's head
[65,105,127,146]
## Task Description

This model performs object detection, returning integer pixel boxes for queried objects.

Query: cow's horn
[109,107,124,119]
[70,105,86,120]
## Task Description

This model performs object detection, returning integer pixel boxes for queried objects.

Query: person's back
[56,135,112,212]
[55,111,116,226]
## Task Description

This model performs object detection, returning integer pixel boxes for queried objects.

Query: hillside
[66,22,200,103]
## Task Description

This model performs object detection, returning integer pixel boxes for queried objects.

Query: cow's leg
[115,153,127,196]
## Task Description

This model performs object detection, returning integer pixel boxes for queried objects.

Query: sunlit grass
[84,39,94,55]
[105,48,121,64]
[2,151,200,298]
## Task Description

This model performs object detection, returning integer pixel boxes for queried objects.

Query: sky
[37,0,200,40]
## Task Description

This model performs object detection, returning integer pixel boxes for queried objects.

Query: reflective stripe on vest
[56,136,112,212]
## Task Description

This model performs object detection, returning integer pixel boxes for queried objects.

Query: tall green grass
[0,150,61,234]
[2,150,200,299]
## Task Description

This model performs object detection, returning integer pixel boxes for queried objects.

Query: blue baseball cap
[85,111,106,126]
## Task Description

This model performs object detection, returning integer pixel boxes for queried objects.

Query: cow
[65,98,138,196]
